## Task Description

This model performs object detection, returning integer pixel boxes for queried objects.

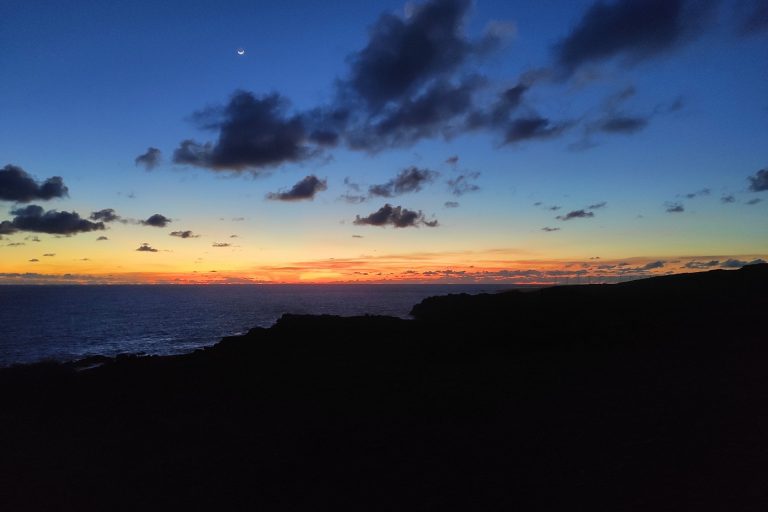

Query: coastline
[1,265,766,510]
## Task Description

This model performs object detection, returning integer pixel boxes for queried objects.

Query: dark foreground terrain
[1,265,767,511]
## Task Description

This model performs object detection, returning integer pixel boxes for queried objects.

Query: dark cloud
[343,0,477,111]
[43,253,55,257]
[447,171,480,196]
[352,235,364,238]
[141,214,171,227]
[0,220,18,235]
[29,259,39,263]
[736,0,768,34]
[349,79,482,150]
[596,115,649,134]
[682,188,710,199]
[136,243,158,252]
[557,209,594,221]
[353,204,438,228]
[343,177,361,192]
[212,242,232,247]
[665,202,685,213]
[666,204,685,213]
[6,205,105,235]
[446,155,459,165]
[505,117,570,144]
[549,206,561,211]
[90,208,120,222]
[721,194,736,204]
[542,227,561,232]
[135,147,162,170]
[173,91,314,172]
[685,259,719,269]
[96,236,109,241]
[0,164,69,203]
[747,168,768,192]
[465,81,534,131]
[444,201,460,208]
[746,197,762,205]
[553,0,715,75]
[339,193,367,204]
[170,230,199,239]
[266,175,328,201]
[639,260,665,271]
[721,258,767,268]
[588,201,607,210]
[368,167,439,197]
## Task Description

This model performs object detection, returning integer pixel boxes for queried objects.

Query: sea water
[0,284,512,365]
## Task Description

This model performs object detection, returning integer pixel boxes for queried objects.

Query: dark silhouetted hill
[0,265,766,511]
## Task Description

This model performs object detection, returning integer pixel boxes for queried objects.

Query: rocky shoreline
[1,265,766,510]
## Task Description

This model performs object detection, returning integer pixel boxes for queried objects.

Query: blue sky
[0,0,766,283]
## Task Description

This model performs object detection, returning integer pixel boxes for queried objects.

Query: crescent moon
[236,48,245,56]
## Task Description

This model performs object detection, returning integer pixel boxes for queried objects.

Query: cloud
[721,194,736,204]
[348,78,483,150]
[135,147,162,170]
[466,82,529,129]
[266,175,328,201]
[446,155,459,165]
[344,177,361,192]
[212,242,232,247]
[553,0,715,75]
[685,259,719,269]
[557,209,594,221]
[447,171,480,196]
[25,235,41,242]
[748,168,768,192]
[665,202,685,213]
[721,258,767,268]
[353,203,438,228]
[0,221,16,234]
[0,164,69,203]
[29,259,39,263]
[141,214,171,227]
[639,260,665,270]
[444,201,460,208]
[504,117,570,144]
[90,208,120,222]
[541,227,561,232]
[342,0,482,111]
[368,167,438,197]
[96,236,109,241]
[43,253,55,257]
[136,243,158,252]
[173,91,315,172]
[339,193,367,204]
[169,230,199,239]
[5,205,105,235]
[746,197,762,205]
[736,0,768,34]
[588,201,607,210]
[596,115,649,134]
[682,188,710,199]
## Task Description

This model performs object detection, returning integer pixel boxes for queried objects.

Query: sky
[0,0,766,284]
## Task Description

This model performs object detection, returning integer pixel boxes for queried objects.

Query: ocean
[0,284,513,366]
